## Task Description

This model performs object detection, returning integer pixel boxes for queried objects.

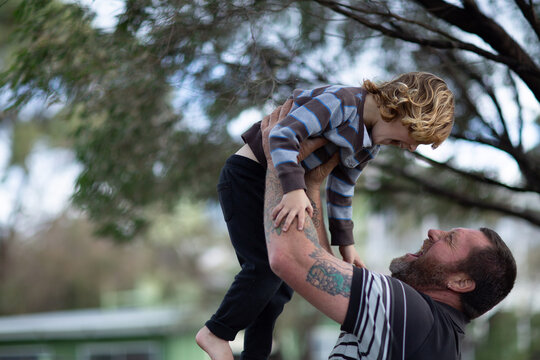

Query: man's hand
[261,99,293,162]
[305,153,340,192]
[272,189,313,231]
[339,245,366,268]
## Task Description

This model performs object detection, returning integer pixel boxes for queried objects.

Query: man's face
[389,228,491,291]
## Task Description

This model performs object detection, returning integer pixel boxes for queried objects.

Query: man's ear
[446,272,475,293]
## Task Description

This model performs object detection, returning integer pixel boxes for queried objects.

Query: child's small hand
[339,245,366,268]
[272,189,313,231]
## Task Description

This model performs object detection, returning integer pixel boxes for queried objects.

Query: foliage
[1,0,539,240]
[0,199,233,315]
[0,214,149,314]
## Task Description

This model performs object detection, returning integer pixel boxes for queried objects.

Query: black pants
[206,155,293,360]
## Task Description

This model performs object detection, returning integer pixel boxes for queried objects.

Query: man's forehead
[454,228,490,248]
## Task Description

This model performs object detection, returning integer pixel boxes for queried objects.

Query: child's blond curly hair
[363,72,454,148]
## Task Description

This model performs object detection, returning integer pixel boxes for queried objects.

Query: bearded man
[261,100,516,360]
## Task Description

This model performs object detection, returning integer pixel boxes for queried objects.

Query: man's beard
[389,254,456,291]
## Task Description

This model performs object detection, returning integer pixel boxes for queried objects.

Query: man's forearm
[306,187,332,254]
[264,165,353,323]
[264,166,320,247]
[265,165,352,295]
[263,165,283,239]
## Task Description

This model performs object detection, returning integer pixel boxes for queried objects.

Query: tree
[1,0,539,240]
[311,0,540,228]
[0,213,151,314]
[0,0,52,272]
[0,199,234,315]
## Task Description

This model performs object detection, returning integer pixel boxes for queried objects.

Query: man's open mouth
[409,241,428,258]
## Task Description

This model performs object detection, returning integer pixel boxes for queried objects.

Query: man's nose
[428,229,444,240]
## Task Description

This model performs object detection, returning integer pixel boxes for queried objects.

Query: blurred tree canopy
[1,0,539,240]
[0,200,231,315]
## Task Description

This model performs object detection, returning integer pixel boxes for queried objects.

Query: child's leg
[196,326,233,360]
[241,282,293,360]
[200,155,292,359]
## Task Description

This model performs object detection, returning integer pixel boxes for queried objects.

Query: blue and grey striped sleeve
[326,162,359,246]
[326,146,378,246]
[269,90,350,194]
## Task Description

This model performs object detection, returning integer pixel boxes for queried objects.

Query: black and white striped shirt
[330,267,469,360]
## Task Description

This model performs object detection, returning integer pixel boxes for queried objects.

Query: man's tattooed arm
[264,166,321,248]
[306,248,352,298]
[265,166,351,299]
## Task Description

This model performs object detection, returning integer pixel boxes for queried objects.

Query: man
[260,101,517,360]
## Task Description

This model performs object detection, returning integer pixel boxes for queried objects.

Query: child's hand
[272,189,313,232]
[339,245,366,268]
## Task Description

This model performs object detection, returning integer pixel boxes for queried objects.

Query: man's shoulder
[334,268,436,360]
[357,268,430,299]
[406,299,468,360]
[343,268,466,359]
[348,267,435,325]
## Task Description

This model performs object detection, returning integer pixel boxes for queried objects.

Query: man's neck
[422,289,464,312]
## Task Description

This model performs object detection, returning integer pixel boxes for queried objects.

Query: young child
[196,72,455,360]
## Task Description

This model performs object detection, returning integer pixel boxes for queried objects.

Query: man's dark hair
[458,227,517,319]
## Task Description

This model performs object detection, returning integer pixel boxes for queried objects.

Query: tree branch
[411,151,534,192]
[373,162,540,227]
[313,0,540,81]
[451,53,513,146]
[439,51,500,138]
[413,0,540,102]
[514,0,540,41]
[439,51,540,188]
[507,69,526,147]
[329,1,468,43]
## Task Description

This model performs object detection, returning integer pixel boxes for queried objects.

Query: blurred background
[0,0,539,359]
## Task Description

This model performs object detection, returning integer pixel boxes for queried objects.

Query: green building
[0,307,207,360]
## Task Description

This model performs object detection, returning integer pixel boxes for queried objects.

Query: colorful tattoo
[306,249,351,298]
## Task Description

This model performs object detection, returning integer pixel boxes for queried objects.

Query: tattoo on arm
[264,167,283,243]
[310,199,320,228]
[264,166,350,298]
[264,167,321,248]
[303,219,321,247]
[306,249,351,298]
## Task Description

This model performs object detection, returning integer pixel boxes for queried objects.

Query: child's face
[371,118,419,151]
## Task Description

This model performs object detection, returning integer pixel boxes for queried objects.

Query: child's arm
[326,163,358,247]
[269,89,358,234]
[272,189,313,232]
[339,245,366,268]
[269,89,356,200]
[327,161,371,265]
